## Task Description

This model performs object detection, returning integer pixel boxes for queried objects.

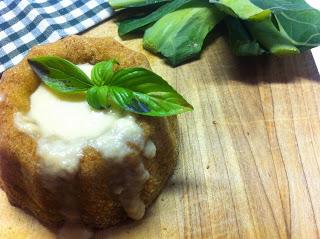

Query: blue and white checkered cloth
[0,0,113,74]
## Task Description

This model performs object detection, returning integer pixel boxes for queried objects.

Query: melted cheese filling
[14,64,156,221]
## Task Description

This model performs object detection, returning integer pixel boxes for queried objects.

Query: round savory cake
[0,36,177,228]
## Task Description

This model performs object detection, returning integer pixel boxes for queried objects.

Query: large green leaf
[245,18,300,55]
[209,0,271,21]
[143,1,225,65]
[224,16,264,56]
[118,0,192,36]
[252,0,313,12]
[253,0,320,50]
[224,0,320,51]
[111,0,320,64]
[109,0,169,9]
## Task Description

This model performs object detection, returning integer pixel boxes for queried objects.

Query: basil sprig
[28,56,193,116]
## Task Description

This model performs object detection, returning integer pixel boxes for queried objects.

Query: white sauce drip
[14,64,156,225]
[143,140,156,159]
[57,223,93,239]
[0,93,5,102]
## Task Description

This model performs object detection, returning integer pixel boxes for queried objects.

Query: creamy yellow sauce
[14,64,157,221]
[16,83,146,178]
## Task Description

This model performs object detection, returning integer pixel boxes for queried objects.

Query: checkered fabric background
[0,0,113,74]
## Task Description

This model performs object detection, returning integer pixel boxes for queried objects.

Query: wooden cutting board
[1,19,320,239]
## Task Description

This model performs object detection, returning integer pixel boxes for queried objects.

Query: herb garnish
[28,56,193,116]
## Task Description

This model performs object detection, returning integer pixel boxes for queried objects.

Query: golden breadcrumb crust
[0,36,177,229]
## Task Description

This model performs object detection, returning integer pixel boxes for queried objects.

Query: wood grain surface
[1,19,320,239]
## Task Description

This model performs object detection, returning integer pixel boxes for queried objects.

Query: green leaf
[251,0,314,13]
[260,0,320,50]
[209,0,271,21]
[29,56,193,117]
[109,0,168,9]
[245,18,300,55]
[224,16,264,56]
[91,59,119,86]
[86,86,110,110]
[118,0,192,36]
[28,56,93,93]
[252,0,320,51]
[143,0,225,66]
[108,67,193,116]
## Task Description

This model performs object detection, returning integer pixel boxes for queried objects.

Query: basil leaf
[28,56,93,93]
[143,1,225,65]
[109,87,149,114]
[225,16,264,56]
[91,59,119,86]
[109,0,168,9]
[118,0,192,36]
[29,56,193,116]
[86,86,110,110]
[108,68,193,116]
[210,0,271,21]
